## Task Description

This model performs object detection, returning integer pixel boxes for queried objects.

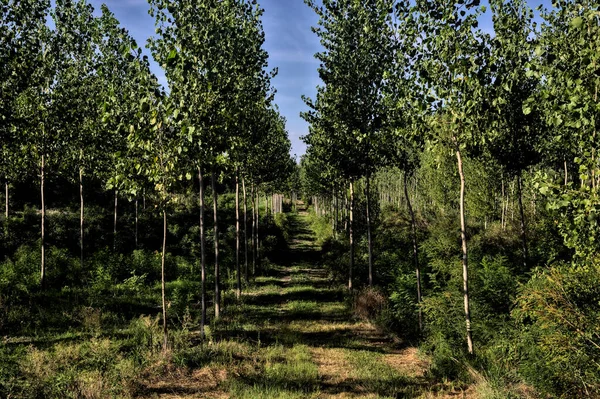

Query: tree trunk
[366,174,373,286]
[5,179,8,219]
[564,159,568,186]
[256,189,260,261]
[517,173,528,269]
[404,172,422,333]
[456,148,474,355]
[135,198,139,249]
[349,180,354,292]
[80,167,84,267]
[235,169,241,300]
[113,190,118,251]
[161,209,168,352]
[252,184,256,276]
[212,171,220,319]
[344,194,348,234]
[333,189,338,237]
[198,168,206,339]
[501,177,506,230]
[267,193,271,222]
[242,177,248,284]
[40,154,46,288]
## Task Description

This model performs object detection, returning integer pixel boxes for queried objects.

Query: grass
[345,349,414,397]
[2,210,478,399]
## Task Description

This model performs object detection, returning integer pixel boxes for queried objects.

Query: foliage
[513,260,600,397]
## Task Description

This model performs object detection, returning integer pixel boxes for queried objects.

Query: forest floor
[138,209,475,399]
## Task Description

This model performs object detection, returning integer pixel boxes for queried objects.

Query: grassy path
[139,209,455,399]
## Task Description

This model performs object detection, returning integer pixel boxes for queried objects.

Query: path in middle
[140,209,431,398]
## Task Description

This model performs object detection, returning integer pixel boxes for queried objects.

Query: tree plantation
[0,0,599,398]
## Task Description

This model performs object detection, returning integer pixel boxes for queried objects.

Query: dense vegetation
[1,0,599,398]
[301,0,600,397]
[1,0,297,396]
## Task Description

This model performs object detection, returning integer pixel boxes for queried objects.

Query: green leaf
[570,16,583,29]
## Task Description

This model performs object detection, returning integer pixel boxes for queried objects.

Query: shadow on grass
[213,324,404,355]
[244,287,345,306]
[228,371,425,399]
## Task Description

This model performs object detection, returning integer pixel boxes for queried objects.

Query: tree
[0,0,50,226]
[414,0,491,354]
[303,0,396,289]
[51,0,100,267]
[149,0,276,320]
[386,0,427,333]
[487,0,541,269]
[531,0,600,261]
[14,2,56,288]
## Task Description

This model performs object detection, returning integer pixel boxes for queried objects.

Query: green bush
[512,260,600,397]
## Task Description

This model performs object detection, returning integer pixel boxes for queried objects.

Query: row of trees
[301,0,599,357]
[1,0,295,349]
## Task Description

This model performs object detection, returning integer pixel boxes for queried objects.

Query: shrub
[512,259,600,397]
[354,286,387,321]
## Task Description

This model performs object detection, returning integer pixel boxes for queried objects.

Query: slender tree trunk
[198,168,206,339]
[143,188,146,210]
[333,189,338,237]
[113,190,118,251]
[80,167,84,267]
[344,194,348,234]
[501,177,506,230]
[235,169,241,300]
[135,198,139,249]
[40,154,46,288]
[161,209,168,351]
[252,184,256,276]
[212,171,220,319]
[404,172,422,333]
[517,173,528,269]
[564,159,568,186]
[242,177,248,284]
[510,181,515,222]
[456,148,474,355]
[256,189,260,260]
[5,179,8,219]
[366,174,373,286]
[349,180,354,292]
[267,193,270,222]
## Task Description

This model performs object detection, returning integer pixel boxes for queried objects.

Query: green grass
[1,210,458,399]
[345,350,415,398]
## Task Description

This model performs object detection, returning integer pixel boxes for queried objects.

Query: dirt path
[138,209,468,399]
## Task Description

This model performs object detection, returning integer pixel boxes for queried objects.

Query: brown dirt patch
[419,385,478,398]
[384,347,429,378]
[137,367,228,399]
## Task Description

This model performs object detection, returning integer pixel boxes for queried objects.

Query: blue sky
[88,0,551,158]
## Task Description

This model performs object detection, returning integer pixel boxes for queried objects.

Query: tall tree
[0,0,50,229]
[15,1,56,288]
[149,0,275,319]
[303,0,396,289]
[414,0,491,354]
[487,0,540,270]
[52,0,100,267]
[532,0,600,260]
